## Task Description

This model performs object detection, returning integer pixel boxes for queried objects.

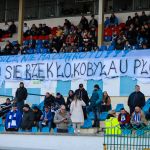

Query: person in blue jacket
[39,106,52,132]
[87,84,103,127]
[5,103,22,131]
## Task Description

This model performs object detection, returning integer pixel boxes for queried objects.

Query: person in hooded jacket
[15,82,28,112]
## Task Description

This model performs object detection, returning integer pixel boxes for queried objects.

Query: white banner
[1,57,150,81]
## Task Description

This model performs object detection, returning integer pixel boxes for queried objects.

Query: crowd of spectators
[0,82,149,134]
[104,11,150,50]
[0,12,150,55]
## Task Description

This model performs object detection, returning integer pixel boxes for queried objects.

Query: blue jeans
[39,121,51,132]
[17,101,24,112]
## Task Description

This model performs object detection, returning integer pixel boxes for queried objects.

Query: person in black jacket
[0,98,12,118]
[44,92,55,109]
[15,82,28,112]
[55,93,66,109]
[75,84,89,119]
[21,104,34,131]
[89,15,98,28]
[128,85,145,115]
[66,90,74,111]
[32,106,42,127]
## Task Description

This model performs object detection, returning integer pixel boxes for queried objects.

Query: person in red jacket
[118,108,130,128]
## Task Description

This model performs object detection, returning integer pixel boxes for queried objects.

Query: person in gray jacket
[54,105,71,133]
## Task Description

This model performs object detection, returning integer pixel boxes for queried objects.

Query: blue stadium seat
[27,48,34,54]
[88,112,95,120]
[68,126,74,134]
[41,127,49,133]
[107,45,114,51]
[35,48,41,54]
[81,119,92,129]
[100,45,107,51]
[41,48,48,54]
[115,104,124,112]
[143,105,150,114]
[122,129,132,135]
[36,40,43,45]
[32,127,38,132]
[38,101,44,111]
[53,128,57,134]
[99,112,108,121]
[0,118,3,125]
[146,98,150,105]
[0,126,5,132]
[136,130,144,136]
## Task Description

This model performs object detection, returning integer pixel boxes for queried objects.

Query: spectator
[3,41,13,55]
[126,16,133,27]
[131,106,147,128]
[44,92,55,109]
[115,39,125,50]
[11,43,20,55]
[21,104,34,131]
[66,90,74,111]
[54,105,71,133]
[39,106,52,132]
[70,94,86,134]
[101,91,111,112]
[15,82,28,112]
[8,21,17,35]
[89,15,98,28]
[79,16,89,30]
[55,93,66,109]
[104,17,110,27]
[2,22,9,34]
[105,110,121,135]
[110,13,118,26]
[5,103,22,132]
[23,23,30,35]
[42,23,50,35]
[87,84,103,127]
[128,85,145,115]
[0,98,12,118]
[118,108,130,128]
[75,84,89,119]
[140,11,148,25]
[32,106,42,127]
[64,19,71,30]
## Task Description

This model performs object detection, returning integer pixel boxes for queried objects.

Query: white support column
[98,0,104,46]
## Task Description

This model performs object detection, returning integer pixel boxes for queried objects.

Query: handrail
[28,93,45,97]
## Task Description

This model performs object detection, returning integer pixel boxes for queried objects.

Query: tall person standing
[128,85,145,115]
[75,84,89,119]
[15,82,28,112]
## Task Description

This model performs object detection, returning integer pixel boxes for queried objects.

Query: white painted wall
[0,134,103,150]
[0,11,149,29]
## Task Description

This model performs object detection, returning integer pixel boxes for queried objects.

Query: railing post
[103,144,107,150]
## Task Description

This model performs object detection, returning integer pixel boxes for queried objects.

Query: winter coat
[66,95,74,111]
[33,109,42,122]
[41,110,52,122]
[90,89,103,107]
[128,91,145,109]
[21,109,34,130]
[44,95,55,108]
[5,109,22,129]
[15,87,28,102]
[54,110,71,130]
[75,88,89,106]
[70,100,86,123]
[118,112,130,124]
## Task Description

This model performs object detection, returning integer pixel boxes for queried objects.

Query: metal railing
[103,125,150,150]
